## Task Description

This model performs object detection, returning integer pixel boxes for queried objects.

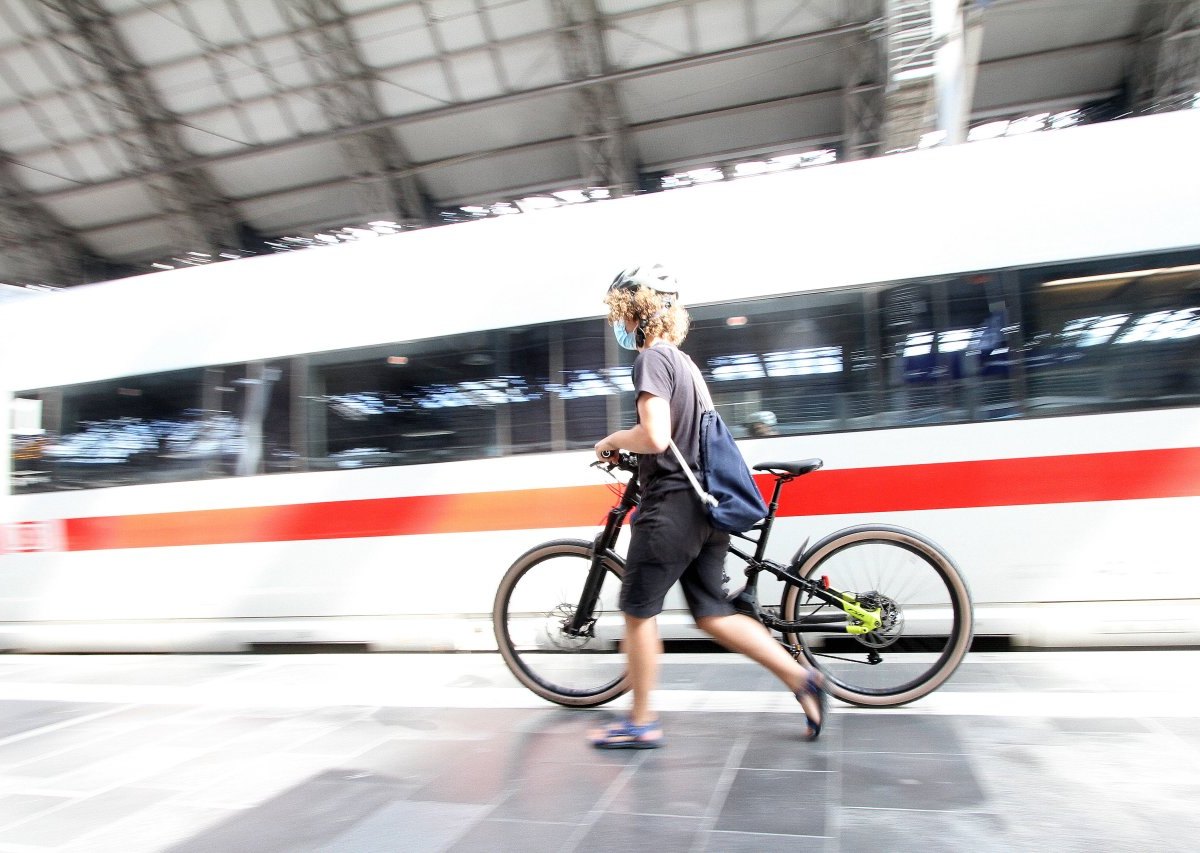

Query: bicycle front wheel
[780,524,973,707]
[493,539,628,707]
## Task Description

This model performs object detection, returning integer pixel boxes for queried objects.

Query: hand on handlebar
[593,448,638,474]
[594,437,638,473]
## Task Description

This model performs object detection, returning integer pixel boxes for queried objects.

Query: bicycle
[493,451,974,708]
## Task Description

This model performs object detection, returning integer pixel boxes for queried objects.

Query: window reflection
[562,318,613,449]
[13,363,290,492]
[1024,261,1200,410]
[879,275,1017,424]
[689,290,872,436]
[1062,315,1130,347]
[710,354,766,381]
[763,347,842,376]
[1115,308,1200,344]
[508,326,553,452]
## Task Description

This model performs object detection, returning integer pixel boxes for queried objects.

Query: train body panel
[3,112,1200,651]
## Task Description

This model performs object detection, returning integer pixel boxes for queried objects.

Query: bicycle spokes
[782,528,973,706]
[494,541,628,706]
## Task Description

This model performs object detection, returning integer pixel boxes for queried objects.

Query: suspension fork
[565,492,636,636]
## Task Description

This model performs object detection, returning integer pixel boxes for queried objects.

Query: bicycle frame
[726,473,877,635]
[565,459,880,640]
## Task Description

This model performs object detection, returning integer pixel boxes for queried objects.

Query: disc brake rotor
[854,592,903,649]
[543,604,593,650]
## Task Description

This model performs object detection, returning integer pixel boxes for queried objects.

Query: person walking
[589,263,826,749]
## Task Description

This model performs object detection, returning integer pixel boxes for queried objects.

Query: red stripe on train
[780,446,1200,515]
[41,446,1200,552]
[62,484,613,551]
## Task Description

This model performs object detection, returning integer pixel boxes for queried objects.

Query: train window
[219,362,293,475]
[877,274,1017,426]
[688,289,874,436]
[13,368,218,491]
[1021,259,1200,414]
[559,319,613,449]
[10,362,294,493]
[612,337,639,434]
[504,326,553,454]
[10,394,50,493]
[879,282,930,424]
[306,327,553,469]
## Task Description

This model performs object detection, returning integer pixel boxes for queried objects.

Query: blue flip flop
[795,672,827,741]
[590,718,664,749]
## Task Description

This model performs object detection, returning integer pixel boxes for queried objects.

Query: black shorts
[620,487,735,620]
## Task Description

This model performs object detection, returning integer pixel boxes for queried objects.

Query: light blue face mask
[613,319,639,351]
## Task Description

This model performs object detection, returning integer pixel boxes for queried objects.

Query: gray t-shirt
[631,342,711,500]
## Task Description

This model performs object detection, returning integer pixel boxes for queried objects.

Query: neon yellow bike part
[840,593,882,635]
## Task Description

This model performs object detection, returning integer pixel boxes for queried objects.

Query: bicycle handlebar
[597,449,639,474]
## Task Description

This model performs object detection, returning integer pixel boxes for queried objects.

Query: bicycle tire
[780,524,973,707]
[493,539,629,707]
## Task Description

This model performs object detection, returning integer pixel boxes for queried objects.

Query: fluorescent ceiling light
[1042,264,1200,288]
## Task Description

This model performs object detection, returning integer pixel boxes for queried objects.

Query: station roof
[0,0,1195,287]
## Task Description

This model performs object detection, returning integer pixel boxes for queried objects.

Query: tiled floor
[0,650,1195,852]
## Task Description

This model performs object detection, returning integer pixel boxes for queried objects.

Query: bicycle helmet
[608,262,678,296]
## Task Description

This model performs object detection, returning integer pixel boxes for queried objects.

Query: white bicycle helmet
[608,262,678,295]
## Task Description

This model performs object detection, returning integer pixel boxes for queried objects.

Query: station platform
[0,649,1195,853]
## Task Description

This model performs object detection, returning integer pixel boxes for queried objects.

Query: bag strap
[667,349,718,507]
[680,352,714,412]
[667,438,718,507]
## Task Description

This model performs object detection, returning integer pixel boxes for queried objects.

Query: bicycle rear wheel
[780,524,973,707]
[493,539,628,707]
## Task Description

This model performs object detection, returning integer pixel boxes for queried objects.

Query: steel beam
[1133,0,1200,113]
[551,0,638,196]
[280,0,430,225]
[24,22,868,204]
[0,157,93,285]
[33,0,240,253]
[881,0,937,151]
[842,2,886,160]
[882,0,985,151]
[37,75,1125,241]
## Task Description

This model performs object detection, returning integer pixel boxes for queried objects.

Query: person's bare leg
[589,613,664,745]
[697,613,823,725]
[623,613,662,726]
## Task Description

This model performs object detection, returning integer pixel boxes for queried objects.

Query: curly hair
[604,286,690,345]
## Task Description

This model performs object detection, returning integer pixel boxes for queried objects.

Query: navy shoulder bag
[667,357,768,533]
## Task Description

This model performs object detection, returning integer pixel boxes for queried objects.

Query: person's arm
[594,392,671,459]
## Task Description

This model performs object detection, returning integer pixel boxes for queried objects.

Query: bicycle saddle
[752,459,823,477]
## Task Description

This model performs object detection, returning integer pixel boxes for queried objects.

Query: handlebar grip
[600,450,614,458]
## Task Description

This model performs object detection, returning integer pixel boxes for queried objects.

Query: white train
[2,110,1199,653]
